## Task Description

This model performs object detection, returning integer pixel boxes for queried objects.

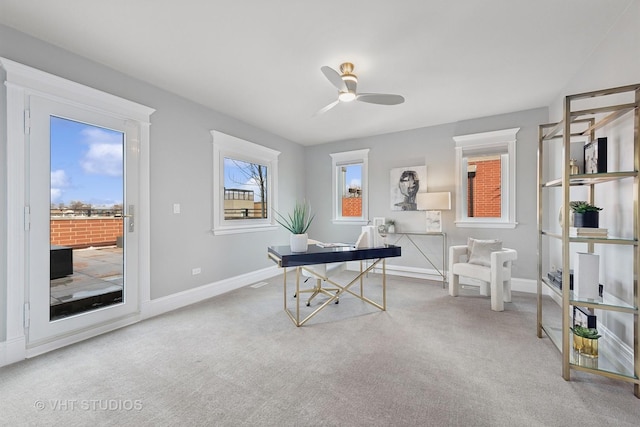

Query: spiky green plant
[571,324,602,339]
[569,201,602,213]
[274,201,315,235]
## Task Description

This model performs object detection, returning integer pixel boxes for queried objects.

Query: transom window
[453,128,519,228]
[212,131,279,235]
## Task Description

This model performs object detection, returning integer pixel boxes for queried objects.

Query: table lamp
[416,192,452,232]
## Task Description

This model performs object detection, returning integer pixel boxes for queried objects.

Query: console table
[389,232,447,287]
[268,244,401,326]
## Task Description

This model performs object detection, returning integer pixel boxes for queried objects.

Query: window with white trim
[453,128,519,228]
[330,149,369,224]
[212,130,280,235]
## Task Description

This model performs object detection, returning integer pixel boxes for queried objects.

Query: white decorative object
[574,252,600,300]
[290,233,309,253]
[416,192,452,233]
[425,211,442,233]
[355,228,371,248]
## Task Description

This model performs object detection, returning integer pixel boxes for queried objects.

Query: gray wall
[0,22,305,321]
[2,0,638,346]
[305,108,547,281]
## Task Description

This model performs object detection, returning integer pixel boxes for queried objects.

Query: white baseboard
[141,265,281,320]
[25,314,140,359]
[599,323,634,372]
[348,261,537,294]
[0,335,26,367]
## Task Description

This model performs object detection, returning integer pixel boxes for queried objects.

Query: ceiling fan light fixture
[341,74,357,84]
[338,91,357,102]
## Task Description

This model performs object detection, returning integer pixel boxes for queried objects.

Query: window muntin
[331,149,369,224]
[212,131,280,235]
[453,128,518,228]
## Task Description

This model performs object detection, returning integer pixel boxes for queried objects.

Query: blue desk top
[268,244,401,267]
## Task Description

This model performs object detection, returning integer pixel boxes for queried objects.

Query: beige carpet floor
[1,272,639,426]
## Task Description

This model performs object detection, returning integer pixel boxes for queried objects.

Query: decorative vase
[573,335,599,358]
[573,211,599,228]
[290,233,308,252]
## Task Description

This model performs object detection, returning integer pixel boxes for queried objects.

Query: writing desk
[268,244,401,326]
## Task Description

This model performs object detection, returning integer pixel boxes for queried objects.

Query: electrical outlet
[191,267,201,275]
[173,203,181,214]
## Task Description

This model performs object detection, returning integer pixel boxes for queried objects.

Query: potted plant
[274,201,315,252]
[571,324,601,357]
[569,201,602,228]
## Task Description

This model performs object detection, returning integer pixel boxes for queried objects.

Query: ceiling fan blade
[321,66,347,92]
[313,99,340,117]
[356,93,405,105]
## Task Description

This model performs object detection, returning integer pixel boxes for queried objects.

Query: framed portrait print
[584,137,607,174]
[390,165,427,211]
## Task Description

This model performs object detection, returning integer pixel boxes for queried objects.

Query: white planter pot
[290,233,308,252]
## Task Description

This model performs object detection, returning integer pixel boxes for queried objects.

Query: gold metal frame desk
[268,244,402,326]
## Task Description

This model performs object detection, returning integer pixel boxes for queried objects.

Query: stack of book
[569,227,607,237]
[547,268,573,290]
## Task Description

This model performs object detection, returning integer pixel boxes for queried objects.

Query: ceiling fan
[315,62,405,115]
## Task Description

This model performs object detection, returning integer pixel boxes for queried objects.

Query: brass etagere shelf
[537,83,640,397]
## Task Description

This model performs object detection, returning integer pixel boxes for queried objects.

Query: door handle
[126,205,134,232]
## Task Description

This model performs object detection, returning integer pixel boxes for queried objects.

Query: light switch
[173,203,181,214]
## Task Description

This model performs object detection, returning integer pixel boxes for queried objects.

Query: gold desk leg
[283,258,388,326]
[295,267,301,326]
[359,260,364,297]
[382,258,386,310]
[283,267,287,311]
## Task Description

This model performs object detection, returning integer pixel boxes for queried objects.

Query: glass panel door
[27,95,139,345]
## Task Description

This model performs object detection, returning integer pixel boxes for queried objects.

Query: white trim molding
[330,148,369,225]
[453,127,519,229]
[211,130,280,235]
[0,57,154,364]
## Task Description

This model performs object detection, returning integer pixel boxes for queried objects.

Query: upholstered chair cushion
[468,238,503,267]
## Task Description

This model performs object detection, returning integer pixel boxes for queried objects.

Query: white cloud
[80,143,123,176]
[51,188,62,203]
[80,127,123,176]
[51,169,69,187]
[50,169,69,203]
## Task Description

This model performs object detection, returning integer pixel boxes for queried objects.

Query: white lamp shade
[416,192,452,211]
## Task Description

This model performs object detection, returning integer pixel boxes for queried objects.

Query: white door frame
[1,57,154,362]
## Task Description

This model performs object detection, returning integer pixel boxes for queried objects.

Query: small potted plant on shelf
[274,201,315,252]
[571,324,601,358]
[570,201,602,228]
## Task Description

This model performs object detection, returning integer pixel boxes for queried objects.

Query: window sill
[332,219,369,226]
[213,224,278,235]
[455,220,517,229]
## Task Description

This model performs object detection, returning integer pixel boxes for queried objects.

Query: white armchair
[448,240,517,312]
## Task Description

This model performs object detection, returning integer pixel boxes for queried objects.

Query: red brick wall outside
[469,159,501,217]
[50,218,123,248]
[342,197,362,217]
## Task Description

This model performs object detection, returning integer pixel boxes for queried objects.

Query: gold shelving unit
[537,83,640,397]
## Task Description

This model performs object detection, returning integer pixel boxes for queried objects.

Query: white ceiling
[0,0,633,145]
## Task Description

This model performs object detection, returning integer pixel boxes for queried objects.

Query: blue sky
[50,116,123,207]
[223,158,264,201]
